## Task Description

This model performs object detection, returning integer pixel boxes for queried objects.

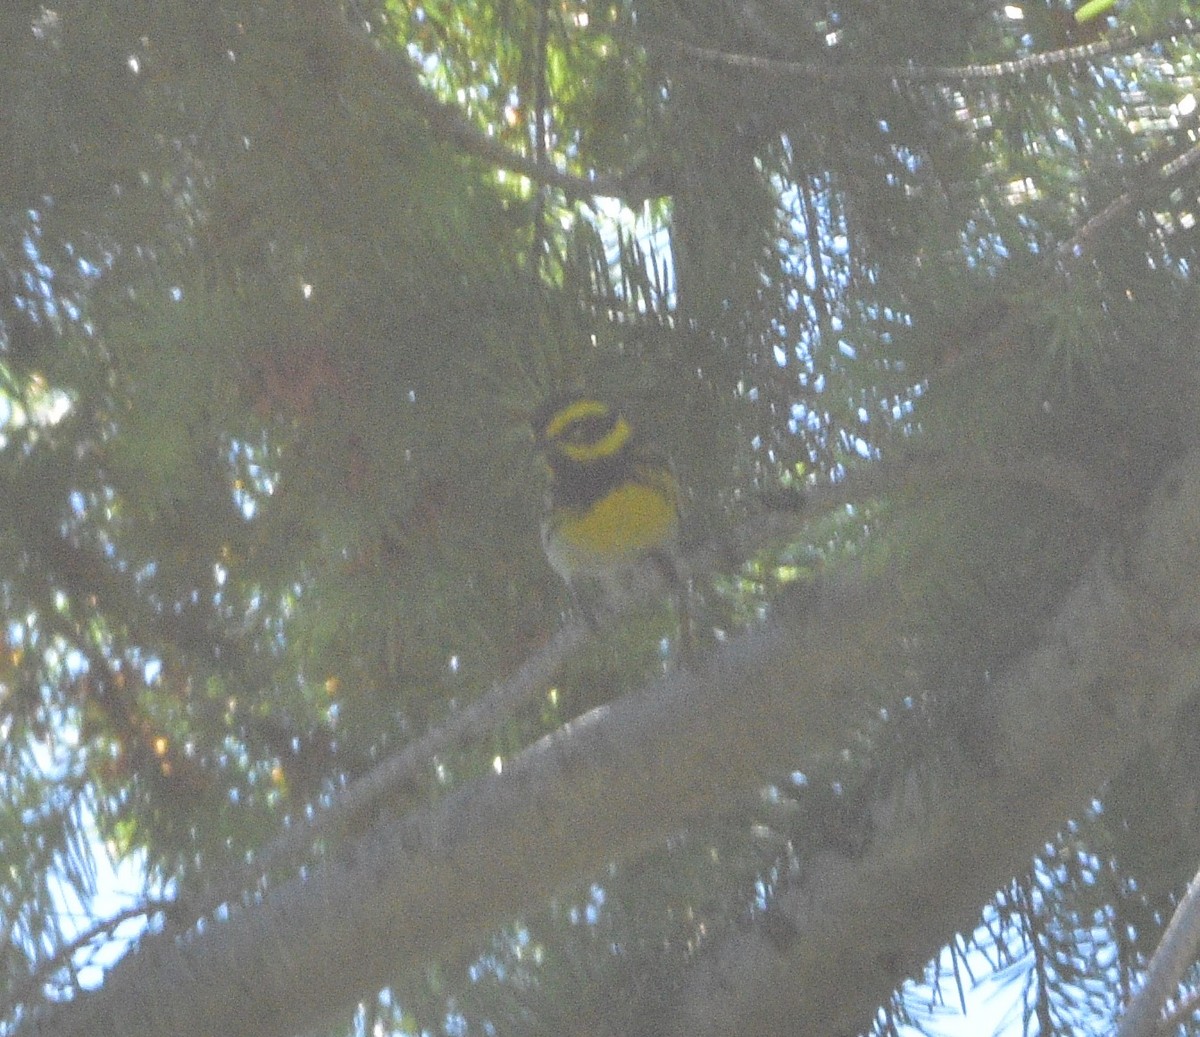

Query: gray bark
[26,450,1200,1037]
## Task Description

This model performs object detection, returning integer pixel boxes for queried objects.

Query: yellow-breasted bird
[534,395,684,625]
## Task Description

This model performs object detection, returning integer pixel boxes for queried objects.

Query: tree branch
[8,901,173,1011]
[183,621,591,932]
[24,443,1200,1037]
[1115,860,1200,1037]
[1060,138,1200,259]
[657,448,1200,1037]
[308,0,669,201]
[24,568,889,1037]
[177,430,1117,944]
[637,24,1149,85]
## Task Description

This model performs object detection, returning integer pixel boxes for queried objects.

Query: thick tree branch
[658,449,1200,1036]
[25,568,892,1037]
[185,621,590,929]
[183,437,1114,938]
[24,445,1200,1037]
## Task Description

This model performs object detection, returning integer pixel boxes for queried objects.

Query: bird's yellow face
[537,398,633,467]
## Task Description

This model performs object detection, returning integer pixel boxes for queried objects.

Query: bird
[533,394,684,627]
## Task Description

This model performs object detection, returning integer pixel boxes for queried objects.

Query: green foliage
[4,0,1200,1034]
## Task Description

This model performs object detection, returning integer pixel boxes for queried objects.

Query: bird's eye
[562,414,613,445]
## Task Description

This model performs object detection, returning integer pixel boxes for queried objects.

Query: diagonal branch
[1115,860,1200,1037]
[176,427,1119,943]
[24,443,1200,1037]
[182,620,591,932]
[1060,138,1200,258]
[657,448,1200,1037]
[307,0,669,201]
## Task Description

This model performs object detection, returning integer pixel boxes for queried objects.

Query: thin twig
[531,0,552,271]
[1060,139,1200,258]
[637,25,1148,85]
[311,0,667,200]
[316,0,1189,204]
[6,900,173,1015]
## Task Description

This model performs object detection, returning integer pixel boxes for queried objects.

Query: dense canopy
[4,1,1200,1035]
